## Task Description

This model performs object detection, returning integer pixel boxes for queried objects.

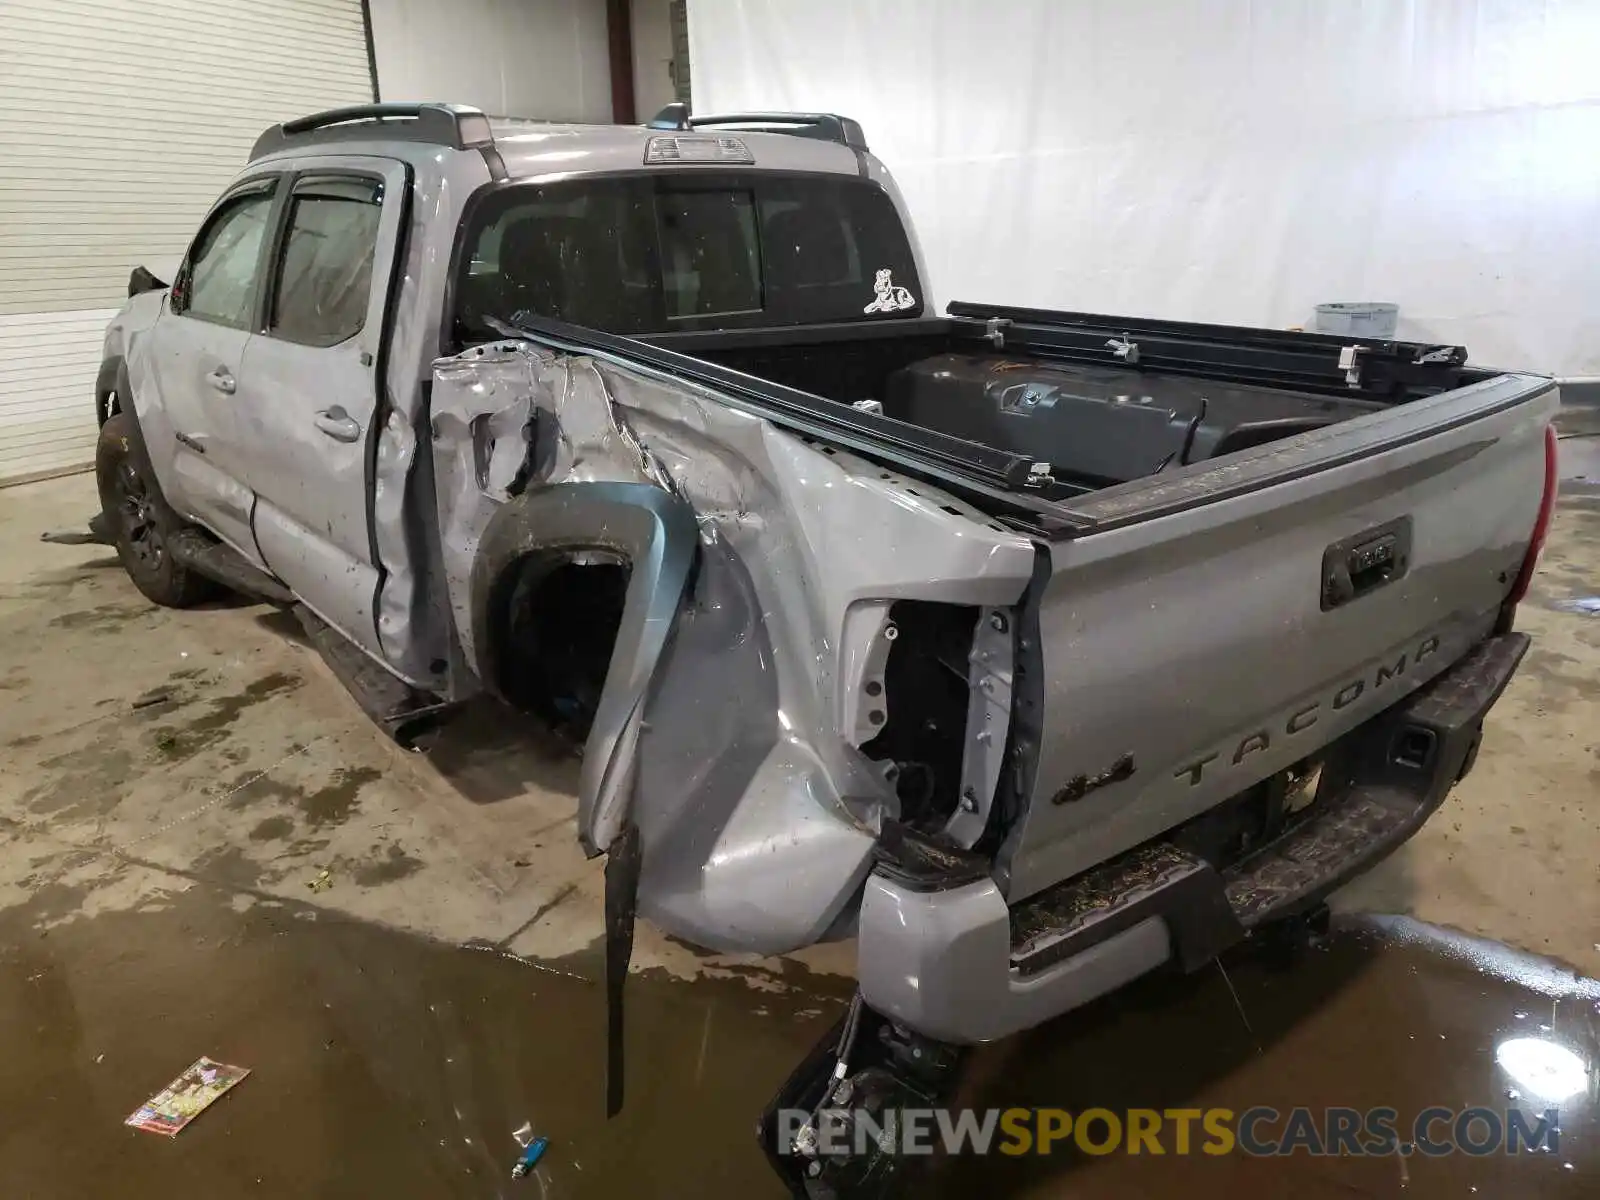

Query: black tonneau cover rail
[946,302,1472,402]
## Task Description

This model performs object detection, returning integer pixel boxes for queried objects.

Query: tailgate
[1000,372,1558,902]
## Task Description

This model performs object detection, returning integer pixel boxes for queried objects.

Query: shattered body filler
[430,339,1037,954]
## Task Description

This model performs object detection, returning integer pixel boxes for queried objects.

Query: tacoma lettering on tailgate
[1174,633,1441,787]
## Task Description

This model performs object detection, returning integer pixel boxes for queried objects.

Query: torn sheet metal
[946,607,1015,848]
[430,338,1037,954]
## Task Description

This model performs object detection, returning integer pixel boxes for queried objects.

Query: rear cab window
[453,172,922,342]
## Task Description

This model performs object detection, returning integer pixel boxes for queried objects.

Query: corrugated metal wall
[0,0,373,485]
[669,0,691,103]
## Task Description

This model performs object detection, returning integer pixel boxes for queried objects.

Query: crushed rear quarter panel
[430,340,1036,953]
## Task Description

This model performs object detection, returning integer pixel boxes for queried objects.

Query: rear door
[999,374,1557,902]
[235,159,408,663]
[146,176,281,562]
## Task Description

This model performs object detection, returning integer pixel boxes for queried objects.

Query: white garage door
[0,0,374,486]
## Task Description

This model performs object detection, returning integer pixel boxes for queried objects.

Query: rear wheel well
[491,550,631,742]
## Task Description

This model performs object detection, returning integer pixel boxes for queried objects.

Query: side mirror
[128,265,170,298]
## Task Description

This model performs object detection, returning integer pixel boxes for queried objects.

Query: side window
[177,187,275,328]
[268,176,384,347]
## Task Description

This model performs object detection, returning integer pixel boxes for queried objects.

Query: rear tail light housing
[1498,423,1559,628]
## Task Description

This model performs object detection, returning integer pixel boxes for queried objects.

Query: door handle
[206,368,236,395]
[314,406,362,443]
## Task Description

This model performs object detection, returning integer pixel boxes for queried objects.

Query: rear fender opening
[470,482,699,855]
[495,551,631,739]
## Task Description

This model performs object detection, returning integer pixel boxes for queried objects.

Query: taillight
[1504,423,1560,612]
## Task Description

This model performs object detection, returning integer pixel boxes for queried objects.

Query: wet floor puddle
[932,918,1597,1198]
[0,888,1592,1198]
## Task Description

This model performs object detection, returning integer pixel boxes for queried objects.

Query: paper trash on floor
[125,1057,250,1136]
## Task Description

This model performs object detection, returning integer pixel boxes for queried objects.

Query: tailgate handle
[1322,517,1412,610]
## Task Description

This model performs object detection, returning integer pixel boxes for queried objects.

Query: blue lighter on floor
[511,1136,548,1179]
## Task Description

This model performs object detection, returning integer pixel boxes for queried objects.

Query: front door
[147,177,281,564]
[234,159,409,665]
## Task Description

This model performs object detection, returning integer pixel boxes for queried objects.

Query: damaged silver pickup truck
[90,103,1558,1194]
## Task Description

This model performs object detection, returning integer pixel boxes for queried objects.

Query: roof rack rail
[250,103,495,161]
[646,103,868,152]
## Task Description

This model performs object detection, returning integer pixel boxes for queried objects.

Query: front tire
[95,412,218,608]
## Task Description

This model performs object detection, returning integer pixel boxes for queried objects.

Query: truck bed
[637,307,1559,899]
[490,305,1557,907]
[649,304,1483,501]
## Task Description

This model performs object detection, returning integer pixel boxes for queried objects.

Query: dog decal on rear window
[863,268,916,314]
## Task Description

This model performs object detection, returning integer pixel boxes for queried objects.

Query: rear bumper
[856,633,1529,1044]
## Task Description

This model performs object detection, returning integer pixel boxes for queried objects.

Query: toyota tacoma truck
[88,102,1558,1194]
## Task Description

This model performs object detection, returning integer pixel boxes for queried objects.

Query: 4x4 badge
[1051,753,1136,804]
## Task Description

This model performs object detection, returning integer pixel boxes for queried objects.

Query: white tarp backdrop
[688,0,1600,376]
[368,0,613,121]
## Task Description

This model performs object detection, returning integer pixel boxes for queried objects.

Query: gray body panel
[141,308,263,564]
[1002,372,1558,900]
[856,874,1171,1044]
[97,107,1556,1040]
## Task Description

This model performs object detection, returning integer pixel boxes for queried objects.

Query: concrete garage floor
[0,428,1596,1198]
